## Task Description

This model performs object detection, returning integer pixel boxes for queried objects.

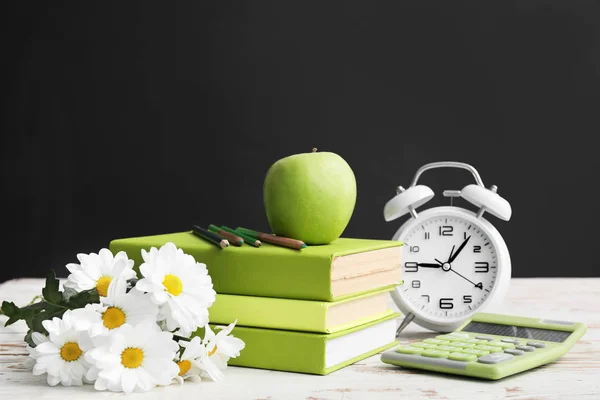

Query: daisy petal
[47,373,61,386]
[121,366,138,393]
[35,342,59,355]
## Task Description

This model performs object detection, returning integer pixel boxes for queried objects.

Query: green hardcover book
[210,312,400,375]
[109,231,402,301]
[210,286,397,333]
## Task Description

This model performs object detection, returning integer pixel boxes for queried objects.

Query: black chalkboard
[2,1,599,282]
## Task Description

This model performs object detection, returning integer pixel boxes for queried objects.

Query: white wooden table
[1,278,598,399]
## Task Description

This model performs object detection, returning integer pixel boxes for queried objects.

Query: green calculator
[381,313,587,380]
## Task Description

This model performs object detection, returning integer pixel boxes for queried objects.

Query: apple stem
[312,147,317,152]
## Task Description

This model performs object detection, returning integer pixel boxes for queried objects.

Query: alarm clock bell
[384,163,511,223]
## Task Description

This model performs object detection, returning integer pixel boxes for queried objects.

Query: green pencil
[220,226,261,247]
[208,224,244,246]
[236,227,306,250]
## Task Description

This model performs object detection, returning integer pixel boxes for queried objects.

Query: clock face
[399,214,498,322]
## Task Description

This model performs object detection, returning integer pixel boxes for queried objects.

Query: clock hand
[448,235,471,264]
[416,263,442,268]
[447,245,455,263]
[434,258,443,265]
[450,268,482,289]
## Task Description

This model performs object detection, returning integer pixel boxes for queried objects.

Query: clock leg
[396,312,415,337]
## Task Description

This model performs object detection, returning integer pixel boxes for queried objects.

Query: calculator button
[462,348,490,357]
[515,345,535,352]
[475,345,503,353]
[422,349,450,358]
[527,342,546,348]
[436,335,464,341]
[396,346,424,355]
[448,342,476,348]
[478,353,514,364]
[448,352,477,362]
[411,342,437,349]
[504,349,525,356]
[436,345,456,351]
[450,332,470,338]
[465,339,487,344]
[424,338,450,345]
[475,336,494,342]
[488,341,516,349]
[381,352,470,370]
[501,339,520,345]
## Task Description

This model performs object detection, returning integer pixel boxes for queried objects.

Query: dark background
[2,1,599,283]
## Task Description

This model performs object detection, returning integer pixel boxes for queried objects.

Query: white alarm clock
[384,161,512,335]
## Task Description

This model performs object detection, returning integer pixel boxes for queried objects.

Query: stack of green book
[109,231,403,375]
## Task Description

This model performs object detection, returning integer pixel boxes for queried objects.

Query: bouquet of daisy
[1,242,245,393]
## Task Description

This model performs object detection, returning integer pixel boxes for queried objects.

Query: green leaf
[1,301,20,326]
[30,304,66,335]
[19,302,45,330]
[31,314,48,334]
[3,276,100,337]
[42,270,62,304]
[1,301,18,316]
[65,289,99,309]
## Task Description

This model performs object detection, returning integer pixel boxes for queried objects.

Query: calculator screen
[462,321,571,343]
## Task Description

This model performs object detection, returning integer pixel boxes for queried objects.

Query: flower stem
[44,300,69,310]
[173,334,191,342]
[28,295,43,306]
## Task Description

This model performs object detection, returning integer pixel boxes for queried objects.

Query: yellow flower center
[121,347,144,369]
[208,345,218,357]
[102,307,126,329]
[60,342,82,362]
[177,360,191,376]
[96,276,112,297]
[163,274,183,296]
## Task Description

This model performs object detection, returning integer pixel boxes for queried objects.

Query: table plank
[1,278,599,399]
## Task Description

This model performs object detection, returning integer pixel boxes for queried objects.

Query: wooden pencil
[236,227,306,250]
[220,225,261,247]
[208,224,244,246]
[191,225,230,249]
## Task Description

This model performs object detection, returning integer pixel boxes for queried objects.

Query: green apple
[263,149,357,245]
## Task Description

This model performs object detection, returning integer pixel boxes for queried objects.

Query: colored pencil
[208,224,244,246]
[220,225,261,247]
[191,225,230,249]
[236,227,306,250]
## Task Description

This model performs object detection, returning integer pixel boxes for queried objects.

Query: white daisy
[30,310,92,387]
[71,276,159,336]
[173,336,205,384]
[85,321,179,393]
[198,320,245,382]
[64,248,137,297]
[135,242,216,335]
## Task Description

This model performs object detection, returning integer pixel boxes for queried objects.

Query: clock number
[473,245,482,253]
[464,232,468,240]
[409,245,420,253]
[439,226,453,236]
[421,295,430,303]
[411,280,421,288]
[405,262,418,272]
[424,232,430,240]
[475,262,489,273]
[439,298,454,309]
[463,295,472,304]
